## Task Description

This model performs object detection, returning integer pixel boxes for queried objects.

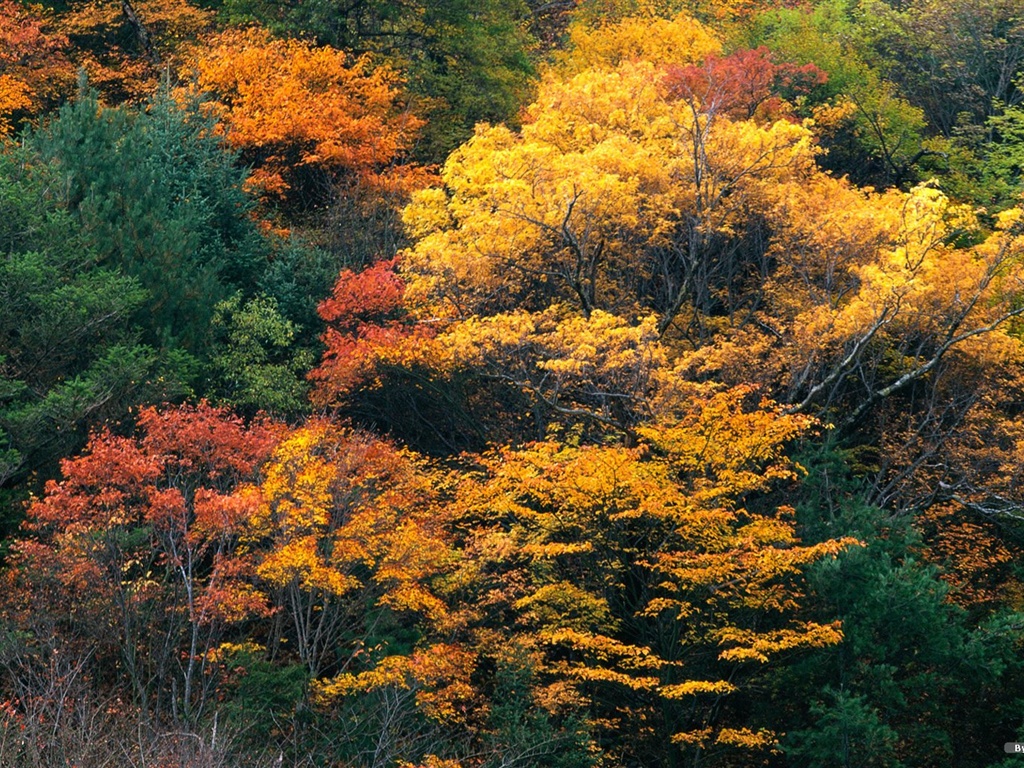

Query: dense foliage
[1,0,1024,766]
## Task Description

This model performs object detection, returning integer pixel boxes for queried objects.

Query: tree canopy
[1,1,1024,766]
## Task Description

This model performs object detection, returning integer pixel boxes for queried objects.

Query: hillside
[1,0,1023,765]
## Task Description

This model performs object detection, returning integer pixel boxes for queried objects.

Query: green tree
[31,82,268,362]
[986,102,1024,198]
[0,145,171,528]
[747,0,934,188]
[772,451,1024,767]
[209,293,313,418]
[786,689,901,768]
[856,0,1024,135]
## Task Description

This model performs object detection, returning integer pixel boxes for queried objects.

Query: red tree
[11,403,279,721]
[664,47,826,121]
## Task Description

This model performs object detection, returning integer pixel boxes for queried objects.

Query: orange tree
[61,0,213,104]
[0,0,72,134]
[180,27,427,212]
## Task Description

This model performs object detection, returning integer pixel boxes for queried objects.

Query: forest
[1,0,1024,765]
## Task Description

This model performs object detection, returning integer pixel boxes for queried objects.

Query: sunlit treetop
[553,10,721,74]
[401,41,817,327]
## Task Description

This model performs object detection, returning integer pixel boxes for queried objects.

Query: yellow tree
[551,10,721,75]
[446,387,852,765]
[242,420,455,678]
[748,181,1024,508]
[385,12,823,452]
[238,420,476,767]
[401,13,817,340]
[401,8,1024,513]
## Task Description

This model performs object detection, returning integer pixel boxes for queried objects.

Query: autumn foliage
[310,257,440,406]
[0,0,71,133]
[2,1,1024,766]
[9,404,278,721]
[182,27,426,201]
[62,0,213,103]
[664,46,827,121]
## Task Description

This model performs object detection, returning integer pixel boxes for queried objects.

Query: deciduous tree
[10,402,279,721]
[217,0,537,161]
[0,0,71,134]
[244,421,453,678]
[60,0,213,103]
[182,27,426,208]
[446,390,851,765]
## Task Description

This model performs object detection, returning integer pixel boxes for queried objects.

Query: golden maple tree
[242,420,455,677]
[400,13,817,339]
